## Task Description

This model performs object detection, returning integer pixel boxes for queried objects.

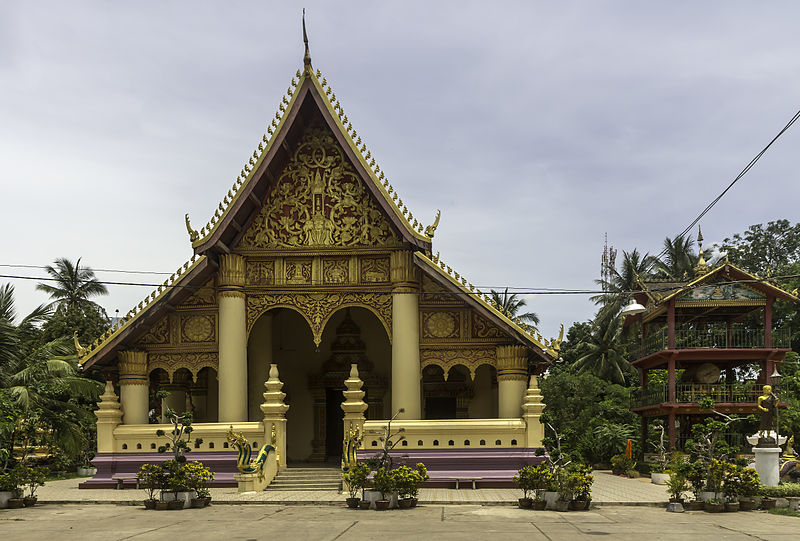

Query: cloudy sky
[2,1,799,340]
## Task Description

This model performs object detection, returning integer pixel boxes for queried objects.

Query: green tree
[489,288,539,327]
[36,258,108,315]
[655,235,698,279]
[592,248,656,306]
[572,307,632,385]
[0,283,102,466]
[722,220,800,275]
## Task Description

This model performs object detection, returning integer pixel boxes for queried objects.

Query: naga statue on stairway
[226,427,275,480]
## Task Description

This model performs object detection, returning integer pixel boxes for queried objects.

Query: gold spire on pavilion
[302,9,311,68]
[694,225,709,277]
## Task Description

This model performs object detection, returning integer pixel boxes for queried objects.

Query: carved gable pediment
[239,121,400,250]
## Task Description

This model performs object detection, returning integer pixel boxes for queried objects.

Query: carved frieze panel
[422,311,460,339]
[180,314,216,343]
[472,313,505,339]
[420,275,454,304]
[246,260,275,286]
[238,121,399,249]
[323,258,349,284]
[139,316,170,345]
[182,279,216,306]
[285,259,312,284]
[420,348,496,380]
[147,352,219,382]
[247,292,392,346]
[361,256,390,283]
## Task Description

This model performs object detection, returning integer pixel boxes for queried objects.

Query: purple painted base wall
[355,448,546,488]
[79,452,240,489]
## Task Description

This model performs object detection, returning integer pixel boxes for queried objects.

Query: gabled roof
[186,61,433,256]
[414,252,563,362]
[636,261,799,306]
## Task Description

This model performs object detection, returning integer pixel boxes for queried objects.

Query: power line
[0,263,171,276]
[656,106,800,260]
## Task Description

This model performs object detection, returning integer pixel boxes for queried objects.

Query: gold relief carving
[246,261,275,286]
[421,275,453,304]
[118,351,148,378]
[390,251,415,284]
[420,348,496,380]
[361,257,390,283]
[422,311,459,339]
[140,317,170,345]
[248,292,392,346]
[285,259,312,284]
[181,314,215,343]
[472,313,505,339]
[183,279,216,306]
[147,352,219,383]
[497,345,528,381]
[238,122,399,249]
[219,254,245,287]
[322,258,349,284]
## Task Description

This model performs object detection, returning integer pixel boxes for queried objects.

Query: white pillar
[118,351,149,425]
[497,345,528,418]
[218,254,248,422]
[753,447,781,486]
[391,251,421,420]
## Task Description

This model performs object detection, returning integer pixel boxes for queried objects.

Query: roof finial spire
[302,8,311,67]
[697,224,704,251]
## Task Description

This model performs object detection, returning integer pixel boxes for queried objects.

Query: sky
[2,1,799,341]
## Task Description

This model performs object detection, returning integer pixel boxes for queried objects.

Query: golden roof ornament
[425,210,441,238]
[184,213,199,242]
[73,331,87,358]
[302,9,311,68]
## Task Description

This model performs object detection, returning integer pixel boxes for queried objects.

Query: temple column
[497,345,528,418]
[218,254,248,422]
[118,351,149,425]
[260,364,289,468]
[522,376,544,447]
[390,250,421,420]
[95,381,123,452]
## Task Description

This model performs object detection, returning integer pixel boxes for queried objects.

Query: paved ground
[1,502,799,540]
[37,471,667,505]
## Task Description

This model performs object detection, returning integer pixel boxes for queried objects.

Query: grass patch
[769,508,800,518]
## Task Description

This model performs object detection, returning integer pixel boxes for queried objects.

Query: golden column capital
[496,345,528,381]
[219,254,246,288]
[390,250,417,285]
[118,350,148,386]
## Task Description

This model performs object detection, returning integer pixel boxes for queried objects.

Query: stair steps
[267,466,342,491]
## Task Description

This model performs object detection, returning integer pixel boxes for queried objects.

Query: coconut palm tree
[592,248,656,306]
[572,306,630,384]
[36,258,108,314]
[489,288,540,327]
[0,284,102,462]
[655,235,698,279]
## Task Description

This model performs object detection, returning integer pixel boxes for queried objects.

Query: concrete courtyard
[1,502,799,540]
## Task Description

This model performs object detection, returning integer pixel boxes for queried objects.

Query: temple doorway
[247,306,390,463]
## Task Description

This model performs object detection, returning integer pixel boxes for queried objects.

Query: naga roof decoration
[415,252,563,361]
[186,58,434,253]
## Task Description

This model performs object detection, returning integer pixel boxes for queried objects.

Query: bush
[372,467,394,499]
[342,461,370,499]
[611,454,636,475]
[184,461,213,497]
[761,483,800,498]
[665,470,690,501]
[739,468,760,498]
[138,463,165,501]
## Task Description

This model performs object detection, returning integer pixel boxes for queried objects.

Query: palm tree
[572,307,629,384]
[592,249,656,306]
[655,235,698,279]
[36,258,108,314]
[0,284,102,465]
[489,288,540,327]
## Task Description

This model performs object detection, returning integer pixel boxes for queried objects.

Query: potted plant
[530,464,551,510]
[410,463,428,507]
[555,469,576,512]
[138,463,164,510]
[685,462,707,510]
[737,468,760,511]
[343,461,370,509]
[184,461,213,508]
[0,471,14,509]
[1,468,23,509]
[372,467,394,510]
[17,465,46,507]
[76,448,97,477]
[722,465,740,512]
[650,425,669,485]
[665,469,689,504]
[161,460,193,509]
[513,465,535,508]
[570,465,593,511]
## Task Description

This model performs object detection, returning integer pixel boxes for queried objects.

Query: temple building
[627,239,799,453]
[77,37,562,487]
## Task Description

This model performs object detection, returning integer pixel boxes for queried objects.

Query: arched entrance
[247,306,390,463]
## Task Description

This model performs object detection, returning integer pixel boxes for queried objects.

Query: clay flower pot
[570,500,590,511]
[7,498,24,509]
[374,499,390,511]
[738,498,756,511]
[398,498,413,509]
[518,497,533,509]
[167,499,184,510]
[705,501,724,513]
[156,501,169,511]
[532,500,547,511]
[346,497,361,509]
[761,497,776,510]
[22,497,37,507]
[724,501,739,512]
[359,500,371,510]
[554,500,570,512]
[686,500,705,511]
[143,499,157,510]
